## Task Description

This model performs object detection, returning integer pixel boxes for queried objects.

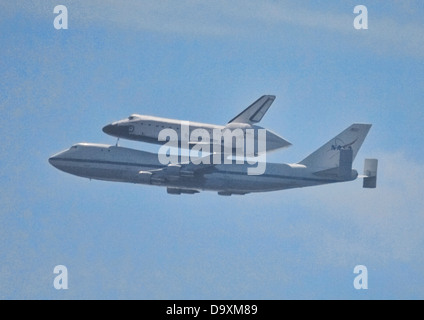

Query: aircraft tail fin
[228,95,275,125]
[299,123,372,171]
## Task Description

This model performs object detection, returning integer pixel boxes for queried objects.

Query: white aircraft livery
[49,123,378,196]
[102,95,291,154]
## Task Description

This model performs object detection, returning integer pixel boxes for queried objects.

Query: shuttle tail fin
[299,123,372,171]
[228,95,275,124]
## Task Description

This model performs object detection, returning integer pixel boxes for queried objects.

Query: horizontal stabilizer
[229,95,275,124]
[363,158,378,188]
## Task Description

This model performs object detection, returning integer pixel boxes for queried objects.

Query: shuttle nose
[102,124,115,135]
[102,123,133,138]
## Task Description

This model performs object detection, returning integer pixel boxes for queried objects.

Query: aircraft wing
[228,95,276,124]
[138,154,218,182]
[179,154,221,174]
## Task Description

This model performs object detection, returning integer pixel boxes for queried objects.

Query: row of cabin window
[140,123,180,130]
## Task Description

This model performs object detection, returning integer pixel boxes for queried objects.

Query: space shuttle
[102,95,291,154]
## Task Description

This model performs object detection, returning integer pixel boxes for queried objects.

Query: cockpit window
[128,114,140,121]
[71,145,78,149]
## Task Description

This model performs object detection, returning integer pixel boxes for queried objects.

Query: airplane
[49,123,378,196]
[102,95,292,154]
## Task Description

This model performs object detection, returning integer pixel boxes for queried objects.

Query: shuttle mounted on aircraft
[49,123,378,196]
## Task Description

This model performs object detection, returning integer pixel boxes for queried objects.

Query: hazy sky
[1,1,423,299]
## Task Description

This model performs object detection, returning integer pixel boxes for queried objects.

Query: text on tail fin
[299,123,372,171]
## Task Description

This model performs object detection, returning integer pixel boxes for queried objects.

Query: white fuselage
[49,143,357,195]
[102,115,291,154]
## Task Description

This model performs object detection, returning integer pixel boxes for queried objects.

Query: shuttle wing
[228,95,276,124]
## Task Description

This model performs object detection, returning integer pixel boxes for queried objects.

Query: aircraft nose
[49,149,73,173]
[48,154,60,168]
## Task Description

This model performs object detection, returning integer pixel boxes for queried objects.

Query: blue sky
[1,1,423,299]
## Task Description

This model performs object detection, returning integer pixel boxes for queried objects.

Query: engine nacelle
[138,171,153,184]
[165,164,196,179]
[165,164,182,179]
[138,171,165,185]
[167,188,199,195]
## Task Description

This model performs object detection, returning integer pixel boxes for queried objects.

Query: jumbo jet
[102,95,291,154]
[49,123,378,196]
